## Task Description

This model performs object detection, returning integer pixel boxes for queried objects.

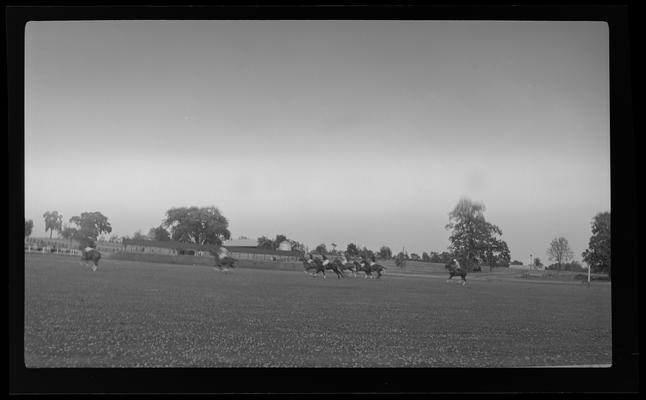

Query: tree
[315,243,327,254]
[510,260,523,265]
[25,219,33,237]
[42,211,63,239]
[331,243,337,254]
[149,226,171,241]
[132,230,148,240]
[273,234,288,249]
[445,197,508,271]
[533,257,543,268]
[582,212,611,277]
[361,247,375,260]
[378,246,392,260]
[257,236,274,249]
[67,211,113,249]
[395,252,407,269]
[108,234,121,243]
[547,237,574,271]
[346,243,360,257]
[289,240,306,254]
[422,252,430,262]
[162,206,231,246]
[410,253,420,261]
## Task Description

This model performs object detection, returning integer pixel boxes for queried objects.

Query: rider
[321,254,330,267]
[370,254,377,266]
[452,258,462,271]
[218,246,230,259]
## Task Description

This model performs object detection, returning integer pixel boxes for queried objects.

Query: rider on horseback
[452,258,462,271]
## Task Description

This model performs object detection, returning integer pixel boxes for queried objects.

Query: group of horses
[79,247,467,285]
[299,255,385,279]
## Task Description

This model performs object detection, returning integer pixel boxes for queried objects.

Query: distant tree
[346,243,360,257]
[108,234,121,243]
[547,237,574,271]
[273,234,288,250]
[42,211,63,239]
[582,212,611,278]
[410,253,421,261]
[395,252,407,269]
[25,219,33,237]
[422,252,431,262]
[257,236,274,249]
[132,230,148,240]
[361,247,375,260]
[67,211,113,249]
[331,243,338,254]
[149,226,171,241]
[162,206,231,246]
[378,246,392,260]
[289,239,306,254]
[510,260,523,265]
[533,257,543,268]
[315,243,327,254]
[445,197,508,272]
[483,232,511,271]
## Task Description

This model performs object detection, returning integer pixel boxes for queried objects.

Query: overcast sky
[25,20,610,262]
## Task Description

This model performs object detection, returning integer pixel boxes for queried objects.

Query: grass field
[24,253,612,367]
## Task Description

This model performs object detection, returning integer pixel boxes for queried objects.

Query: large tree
[257,236,274,249]
[67,211,113,248]
[346,243,360,257]
[25,219,33,238]
[149,226,171,241]
[378,245,392,260]
[162,206,231,246]
[273,234,288,249]
[42,211,63,239]
[547,237,574,271]
[445,197,509,271]
[315,243,327,254]
[582,211,611,277]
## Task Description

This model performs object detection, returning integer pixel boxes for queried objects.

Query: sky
[24,20,610,263]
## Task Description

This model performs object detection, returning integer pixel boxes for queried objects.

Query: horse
[214,253,237,272]
[80,248,101,272]
[334,257,357,278]
[365,258,385,279]
[316,256,344,279]
[299,255,321,276]
[446,263,467,285]
[353,260,373,279]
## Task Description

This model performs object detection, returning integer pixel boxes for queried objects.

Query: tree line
[24,201,611,277]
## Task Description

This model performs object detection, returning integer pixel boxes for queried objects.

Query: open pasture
[24,253,611,367]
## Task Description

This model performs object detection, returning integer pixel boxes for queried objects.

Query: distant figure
[453,258,461,271]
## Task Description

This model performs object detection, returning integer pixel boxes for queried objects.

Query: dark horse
[334,257,357,278]
[316,255,344,279]
[214,253,237,272]
[300,255,343,279]
[446,263,467,285]
[300,255,320,276]
[364,257,385,279]
[80,247,101,271]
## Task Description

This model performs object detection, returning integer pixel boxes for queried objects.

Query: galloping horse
[80,247,101,272]
[446,262,467,285]
[214,248,237,272]
[353,260,373,279]
[364,256,385,279]
[334,256,357,278]
[316,255,344,279]
[300,254,320,276]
